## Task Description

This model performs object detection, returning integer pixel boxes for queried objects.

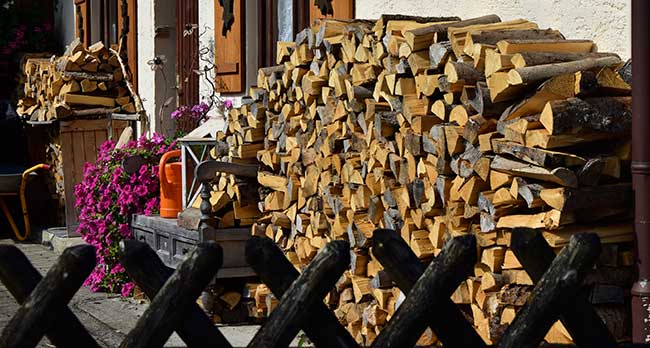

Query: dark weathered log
[119,240,232,348]
[540,97,632,135]
[576,158,604,186]
[213,140,231,158]
[467,29,564,47]
[120,242,223,348]
[0,245,96,348]
[248,240,350,348]
[508,56,622,85]
[508,228,617,348]
[511,51,621,68]
[0,245,100,348]
[245,237,358,348]
[491,155,578,187]
[63,71,115,81]
[71,107,121,117]
[540,183,632,213]
[492,141,586,168]
[373,232,482,348]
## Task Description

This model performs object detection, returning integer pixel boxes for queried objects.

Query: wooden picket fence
[0,228,637,348]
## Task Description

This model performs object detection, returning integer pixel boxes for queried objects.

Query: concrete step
[37,227,86,254]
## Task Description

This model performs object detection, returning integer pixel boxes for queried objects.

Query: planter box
[131,214,255,278]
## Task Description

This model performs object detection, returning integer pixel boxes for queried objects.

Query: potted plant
[74,134,177,296]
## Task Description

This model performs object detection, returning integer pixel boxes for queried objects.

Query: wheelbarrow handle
[21,164,50,179]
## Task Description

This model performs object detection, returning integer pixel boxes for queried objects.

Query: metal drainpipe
[632,0,650,344]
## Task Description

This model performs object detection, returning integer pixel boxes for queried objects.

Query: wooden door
[177,0,200,106]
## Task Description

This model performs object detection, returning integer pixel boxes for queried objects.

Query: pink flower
[121,282,135,297]
[76,136,176,295]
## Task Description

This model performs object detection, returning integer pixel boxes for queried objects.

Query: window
[74,0,138,85]
[257,0,354,70]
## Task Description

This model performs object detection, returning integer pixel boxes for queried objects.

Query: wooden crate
[60,119,128,236]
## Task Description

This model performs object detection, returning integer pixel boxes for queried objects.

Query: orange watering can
[159,150,182,218]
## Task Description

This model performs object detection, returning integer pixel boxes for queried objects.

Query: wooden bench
[131,159,259,279]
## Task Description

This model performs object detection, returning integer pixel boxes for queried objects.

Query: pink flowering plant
[171,99,233,134]
[0,2,54,57]
[75,134,177,296]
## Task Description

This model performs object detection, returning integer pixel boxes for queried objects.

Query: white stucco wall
[356,0,631,59]
[137,0,177,136]
[198,0,258,112]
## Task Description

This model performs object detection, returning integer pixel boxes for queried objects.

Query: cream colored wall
[356,0,631,58]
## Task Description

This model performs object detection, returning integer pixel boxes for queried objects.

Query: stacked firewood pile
[218,14,634,345]
[16,39,138,122]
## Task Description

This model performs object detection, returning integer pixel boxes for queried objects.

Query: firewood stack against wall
[188,14,634,345]
[17,39,137,122]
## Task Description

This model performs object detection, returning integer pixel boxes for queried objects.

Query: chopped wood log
[497,39,595,54]
[467,29,563,48]
[445,61,485,84]
[490,155,578,187]
[403,14,501,51]
[492,141,586,168]
[539,183,632,212]
[540,97,631,135]
[511,51,620,68]
[508,56,622,85]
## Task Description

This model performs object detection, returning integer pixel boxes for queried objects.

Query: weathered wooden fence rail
[0,229,630,348]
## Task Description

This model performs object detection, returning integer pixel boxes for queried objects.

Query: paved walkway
[0,238,299,348]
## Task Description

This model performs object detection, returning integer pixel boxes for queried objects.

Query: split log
[403,14,501,51]
[490,155,578,187]
[539,97,631,135]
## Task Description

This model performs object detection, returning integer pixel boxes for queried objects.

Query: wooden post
[119,242,223,348]
[501,233,601,348]
[371,229,486,348]
[245,236,358,348]
[0,245,100,348]
[510,228,617,347]
[247,240,351,348]
[0,245,96,348]
[119,240,232,347]
[372,234,478,348]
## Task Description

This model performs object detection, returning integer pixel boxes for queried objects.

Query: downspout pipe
[632,0,650,344]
